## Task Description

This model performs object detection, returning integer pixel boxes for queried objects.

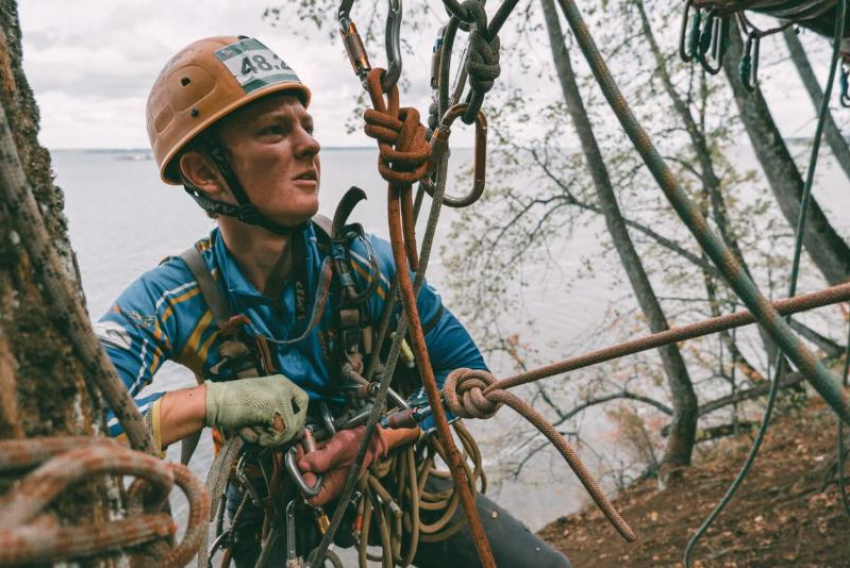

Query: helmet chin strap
[181,133,309,236]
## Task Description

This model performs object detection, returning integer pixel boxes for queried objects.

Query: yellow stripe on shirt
[177,309,214,373]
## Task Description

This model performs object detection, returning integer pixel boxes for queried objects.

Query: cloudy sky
[17,1,839,150]
[18,0,445,149]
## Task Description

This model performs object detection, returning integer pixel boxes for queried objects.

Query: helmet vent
[181,77,192,87]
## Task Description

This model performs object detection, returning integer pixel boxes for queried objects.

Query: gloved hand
[205,375,309,447]
[297,425,389,506]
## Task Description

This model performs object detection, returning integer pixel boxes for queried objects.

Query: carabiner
[678,0,696,63]
[338,0,403,91]
[383,0,403,91]
[740,32,761,92]
[425,102,487,208]
[697,10,728,76]
[285,431,324,499]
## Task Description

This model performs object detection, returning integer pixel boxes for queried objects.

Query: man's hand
[297,425,389,506]
[205,374,309,447]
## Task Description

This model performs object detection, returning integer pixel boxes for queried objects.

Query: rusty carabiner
[425,103,487,209]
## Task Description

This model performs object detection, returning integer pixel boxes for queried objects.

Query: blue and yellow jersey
[95,224,486,445]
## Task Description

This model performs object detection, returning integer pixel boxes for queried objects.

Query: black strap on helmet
[180,132,307,235]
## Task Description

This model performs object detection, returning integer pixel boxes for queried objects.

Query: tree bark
[723,28,850,287]
[540,0,699,475]
[0,0,114,549]
[783,28,850,182]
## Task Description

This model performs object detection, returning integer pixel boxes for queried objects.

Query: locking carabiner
[338,0,403,91]
[424,102,487,208]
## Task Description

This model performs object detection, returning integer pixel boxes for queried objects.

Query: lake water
[53,143,850,554]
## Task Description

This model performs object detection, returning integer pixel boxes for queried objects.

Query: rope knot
[466,8,501,94]
[442,368,502,419]
[363,68,431,187]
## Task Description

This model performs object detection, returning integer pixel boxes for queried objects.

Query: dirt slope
[538,402,850,567]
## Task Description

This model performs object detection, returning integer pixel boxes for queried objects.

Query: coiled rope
[0,437,209,566]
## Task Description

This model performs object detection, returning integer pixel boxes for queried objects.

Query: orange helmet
[147,35,312,185]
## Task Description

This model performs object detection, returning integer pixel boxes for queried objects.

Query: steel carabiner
[425,102,487,208]
[285,430,324,499]
[383,0,403,91]
[840,62,850,107]
[338,0,403,91]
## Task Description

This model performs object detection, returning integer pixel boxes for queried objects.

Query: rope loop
[0,437,209,567]
[443,368,502,419]
[459,0,502,124]
[363,69,432,187]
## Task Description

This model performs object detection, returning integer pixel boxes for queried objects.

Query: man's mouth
[294,170,318,182]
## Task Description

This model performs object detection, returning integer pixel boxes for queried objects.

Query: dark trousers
[227,476,571,568]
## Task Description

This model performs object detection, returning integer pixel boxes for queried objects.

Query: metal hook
[424,102,487,208]
[383,0,403,91]
[285,445,324,499]
[678,0,696,62]
[841,63,850,107]
[338,0,403,91]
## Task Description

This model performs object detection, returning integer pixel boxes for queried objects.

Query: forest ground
[538,399,850,567]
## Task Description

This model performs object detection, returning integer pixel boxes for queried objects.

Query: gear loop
[443,368,502,420]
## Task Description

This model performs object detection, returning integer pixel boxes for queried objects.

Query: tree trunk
[783,28,850,183]
[722,28,850,287]
[0,0,115,547]
[634,0,775,377]
[540,0,699,477]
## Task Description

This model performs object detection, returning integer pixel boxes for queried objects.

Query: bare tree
[540,0,698,478]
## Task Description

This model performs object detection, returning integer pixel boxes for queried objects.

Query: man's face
[217,93,321,227]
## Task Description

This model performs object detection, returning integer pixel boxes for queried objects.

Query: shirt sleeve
[94,259,188,440]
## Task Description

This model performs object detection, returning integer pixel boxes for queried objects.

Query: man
[98,35,570,567]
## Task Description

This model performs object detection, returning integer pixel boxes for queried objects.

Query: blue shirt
[96,224,486,440]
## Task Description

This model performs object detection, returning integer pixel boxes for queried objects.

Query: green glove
[205,375,309,447]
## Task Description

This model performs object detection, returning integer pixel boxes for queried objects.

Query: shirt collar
[210,225,319,303]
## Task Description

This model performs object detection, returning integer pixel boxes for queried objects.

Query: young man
[98,35,570,567]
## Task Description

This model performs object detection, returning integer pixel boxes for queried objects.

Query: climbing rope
[683,0,848,563]
[443,368,636,541]
[0,437,209,566]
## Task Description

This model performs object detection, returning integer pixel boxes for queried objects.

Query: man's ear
[179,151,230,201]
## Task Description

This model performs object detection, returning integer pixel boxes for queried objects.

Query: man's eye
[260,125,285,136]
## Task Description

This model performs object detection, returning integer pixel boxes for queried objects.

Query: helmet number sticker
[215,38,301,94]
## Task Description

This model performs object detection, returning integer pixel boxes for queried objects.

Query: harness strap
[179,245,234,329]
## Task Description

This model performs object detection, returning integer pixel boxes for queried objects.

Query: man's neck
[218,218,295,299]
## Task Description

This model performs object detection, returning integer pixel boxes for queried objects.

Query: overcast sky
[18,0,443,149]
[17,1,839,150]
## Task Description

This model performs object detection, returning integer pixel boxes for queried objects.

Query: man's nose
[295,127,321,158]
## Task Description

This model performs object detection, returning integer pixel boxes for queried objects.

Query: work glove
[297,425,389,506]
[205,375,309,448]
